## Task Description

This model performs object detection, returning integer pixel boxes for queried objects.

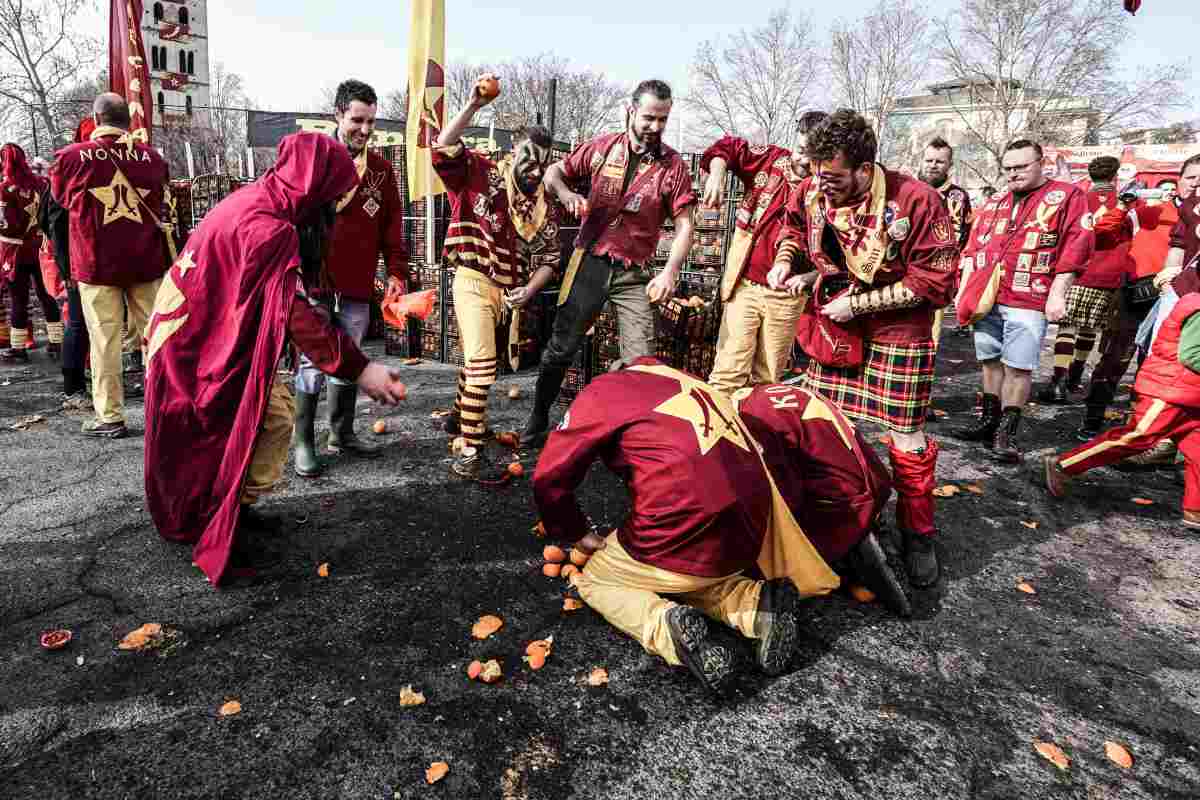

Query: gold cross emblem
[89,171,150,225]
[632,364,751,455]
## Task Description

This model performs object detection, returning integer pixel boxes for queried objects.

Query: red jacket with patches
[777,167,958,343]
[1076,185,1135,289]
[533,359,772,577]
[326,148,408,301]
[700,137,801,286]
[962,180,1092,312]
[559,132,696,267]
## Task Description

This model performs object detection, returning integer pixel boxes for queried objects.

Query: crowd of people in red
[3,73,1196,695]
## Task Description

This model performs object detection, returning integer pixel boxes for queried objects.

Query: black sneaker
[665,606,739,697]
[229,529,284,574]
[753,579,804,675]
[846,532,912,617]
[81,419,127,438]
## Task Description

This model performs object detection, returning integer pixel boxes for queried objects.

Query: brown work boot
[1183,510,1200,530]
[1042,455,1070,498]
[1113,439,1178,472]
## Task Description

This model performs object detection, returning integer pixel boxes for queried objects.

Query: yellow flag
[406,0,446,202]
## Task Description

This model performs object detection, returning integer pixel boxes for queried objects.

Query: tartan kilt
[1063,285,1117,331]
[799,338,936,433]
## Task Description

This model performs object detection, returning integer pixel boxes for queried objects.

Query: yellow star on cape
[175,249,197,277]
[89,171,150,226]
[23,197,38,231]
[631,364,750,455]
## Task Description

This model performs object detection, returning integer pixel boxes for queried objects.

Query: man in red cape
[143,133,408,586]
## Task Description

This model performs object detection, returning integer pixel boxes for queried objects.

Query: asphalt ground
[1,326,1198,799]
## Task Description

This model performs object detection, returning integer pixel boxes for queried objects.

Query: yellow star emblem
[175,249,197,277]
[631,364,751,455]
[23,197,38,232]
[89,171,150,226]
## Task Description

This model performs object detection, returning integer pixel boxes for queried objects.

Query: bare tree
[684,8,822,148]
[205,62,248,173]
[0,0,101,155]
[934,0,1189,182]
[383,61,484,123]
[829,0,931,165]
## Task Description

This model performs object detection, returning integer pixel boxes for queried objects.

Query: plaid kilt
[799,338,936,433]
[1063,285,1117,331]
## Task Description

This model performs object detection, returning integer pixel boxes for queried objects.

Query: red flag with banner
[109,0,154,143]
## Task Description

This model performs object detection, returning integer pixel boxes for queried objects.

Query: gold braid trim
[848,282,923,316]
[776,240,801,266]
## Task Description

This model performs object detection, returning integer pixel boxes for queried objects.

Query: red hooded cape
[1,143,44,278]
[143,133,359,585]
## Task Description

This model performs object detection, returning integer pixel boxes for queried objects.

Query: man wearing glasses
[953,139,1092,462]
[770,109,957,589]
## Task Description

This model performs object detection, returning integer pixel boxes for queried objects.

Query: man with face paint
[700,111,827,395]
[520,79,697,448]
[433,73,564,477]
[292,79,409,478]
[772,109,958,589]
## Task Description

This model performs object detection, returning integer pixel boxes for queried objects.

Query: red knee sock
[889,438,939,537]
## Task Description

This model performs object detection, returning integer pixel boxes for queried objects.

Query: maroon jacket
[1135,292,1200,408]
[559,132,695,267]
[144,133,365,586]
[50,125,169,287]
[1077,184,1135,289]
[777,167,958,343]
[699,137,801,287]
[533,359,772,577]
[1170,197,1200,266]
[963,180,1092,311]
[326,147,408,301]
[0,143,43,277]
[433,142,563,286]
[736,383,892,563]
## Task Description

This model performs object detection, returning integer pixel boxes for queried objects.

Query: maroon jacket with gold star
[736,383,892,562]
[533,358,773,577]
[49,125,169,287]
[326,148,408,301]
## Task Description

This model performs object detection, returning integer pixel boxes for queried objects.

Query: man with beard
[700,111,827,395]
[770,110,958,588]
[519,79,696,448]
[292,79,408,478]
[534,358,841,696]
[433,73,563,477]
[952,139,1092,462]
[49,93,170,438]
[920,137,972,343]
[144,133,409,586]
[0,142,63,363]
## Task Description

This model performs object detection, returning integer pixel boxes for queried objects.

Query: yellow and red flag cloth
[108,0,154,143]
[405,0,446,202]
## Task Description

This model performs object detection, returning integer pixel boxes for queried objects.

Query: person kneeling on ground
[533,358,841,697]
[735,381,912,616]
[1042,284,1200,528]
[143,133,408,587]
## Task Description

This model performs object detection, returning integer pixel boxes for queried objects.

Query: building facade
[142,0,211,127]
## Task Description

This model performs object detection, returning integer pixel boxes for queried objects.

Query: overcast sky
[194,0,1197,119]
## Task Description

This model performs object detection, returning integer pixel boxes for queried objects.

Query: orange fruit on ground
[527,651,546,670]
[507,462,525,477]
[848,585,876,603]
[543,545,566,563]
[470,614,504,639]
[372,419,386,434]
[466,660,483,680]
[569,549,589,567]
[479,659,503,683]
[542,563,561,578]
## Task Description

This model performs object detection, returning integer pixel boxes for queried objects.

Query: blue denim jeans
[294,297,370,393]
